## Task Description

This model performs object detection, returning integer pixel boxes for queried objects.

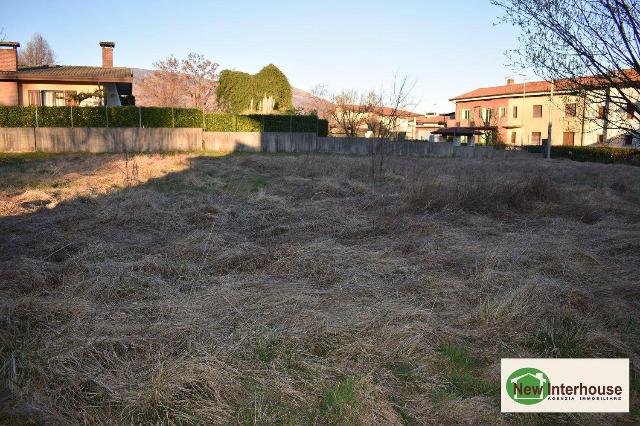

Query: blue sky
[2,0,533,112]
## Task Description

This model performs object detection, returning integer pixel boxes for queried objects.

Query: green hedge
[174,108,204,128]
[0,106,324,134]
[0,106,35,127]
[318,119,329,137]
[236,115,262,132]
[141,107,173,128]
[206,113,237,131]
[73,107,107,127]
[38,107,72,127]
[524,145,640,165]
[107,106,138,127]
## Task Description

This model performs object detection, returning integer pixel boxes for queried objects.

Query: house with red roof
[447,77,639,147]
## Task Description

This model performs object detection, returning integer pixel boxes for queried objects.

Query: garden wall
[0,127,532,159]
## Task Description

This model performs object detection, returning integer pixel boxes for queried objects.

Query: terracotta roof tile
[450,80,552,101]
[0,65,133,82]
[451,69,640,101]
[416,115,448,124]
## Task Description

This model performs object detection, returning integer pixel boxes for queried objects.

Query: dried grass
[1,152,639,424]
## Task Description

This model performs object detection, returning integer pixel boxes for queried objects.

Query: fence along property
[0,105,530,159]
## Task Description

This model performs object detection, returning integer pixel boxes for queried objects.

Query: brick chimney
[100,41,115,68]
[506,78,515,85]
[0,42,20,72]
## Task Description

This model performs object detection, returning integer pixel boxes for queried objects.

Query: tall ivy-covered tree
[216,64,293,114]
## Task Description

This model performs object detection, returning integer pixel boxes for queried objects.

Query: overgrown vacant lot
[1,152,639,424]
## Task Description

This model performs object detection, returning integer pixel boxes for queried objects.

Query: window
[598,106,606,119]
[532,105,543,118]
[531,132,542,145]
[597,134,603,145]
[480,107,493,121]
[41,90,65,106]
[511,132,517,144]
[27,90,41,106]
[565,103,577,117]
[563,132,575,146]
[461,109,471,120]
[513,106,518,119]
[625,134,633,145]
[626,102,635,119]
[498,106,506,118]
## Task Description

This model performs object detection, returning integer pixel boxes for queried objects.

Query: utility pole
[546,81,554,159]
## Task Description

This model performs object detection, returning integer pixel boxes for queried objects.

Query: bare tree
[493,0,640,141]
[308,84,336,119]
[327,90,377,137]
[369,75,416,180]
[322,75,416,180]
[136,53,220,111]
[18,33,56,67]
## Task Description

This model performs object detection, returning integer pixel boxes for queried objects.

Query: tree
[216,64,293,114]
[18,33,56,67]
[327,89,376,137]
[136,53,219,111]
[322,75,416,180]
[493,0,640,140]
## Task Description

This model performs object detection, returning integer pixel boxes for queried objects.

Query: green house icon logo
[506,367,550,405]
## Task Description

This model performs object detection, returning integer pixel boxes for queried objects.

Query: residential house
[408,112,454,141]
[448,77,639,147]
[0,41,134,107]
[331,104,422,138]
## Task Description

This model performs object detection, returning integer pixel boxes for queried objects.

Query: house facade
[448,78,639,147]
[331,105,422,138]
[0,41,133,107]
[409,113,453,141]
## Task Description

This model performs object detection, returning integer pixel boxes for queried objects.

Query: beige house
[0,41,133,107]
[449,78,639,147]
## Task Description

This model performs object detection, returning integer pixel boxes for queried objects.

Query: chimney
[0,42,20,72]
[506,78,515,85]
[100,41,115,68]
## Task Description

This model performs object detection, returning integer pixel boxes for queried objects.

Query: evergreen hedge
[318,119,329,137]
[174,108,204,128]
[73,107,107,127]
[524,145,640,165]
[236,115,262,132]
[107,106,139,127]
[206,113,235,131]
[0,106,35,127]
[141,107,173,128]
[0,106,324,134]
[38,107,72,127]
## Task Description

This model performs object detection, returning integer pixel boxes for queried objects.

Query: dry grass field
[1,151,639,425]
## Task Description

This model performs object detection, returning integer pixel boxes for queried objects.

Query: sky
[2,0,536,113]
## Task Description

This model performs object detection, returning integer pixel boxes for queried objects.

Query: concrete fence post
[138,107,142,128]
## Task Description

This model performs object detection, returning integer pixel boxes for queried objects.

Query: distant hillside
[133,68,332,116]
